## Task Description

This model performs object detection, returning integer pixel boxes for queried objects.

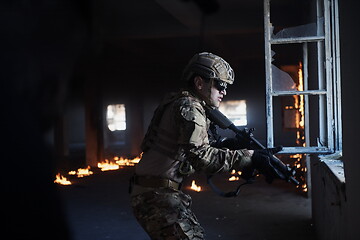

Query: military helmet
[182,52,234,84]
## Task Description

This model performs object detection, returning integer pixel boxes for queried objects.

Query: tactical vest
[138,91,206,180]
[141,91,186,160]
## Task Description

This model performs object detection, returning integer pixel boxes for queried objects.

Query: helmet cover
[183,52,234,84]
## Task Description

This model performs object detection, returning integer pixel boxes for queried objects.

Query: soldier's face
[209,80,227,108]
[194,77,226,108]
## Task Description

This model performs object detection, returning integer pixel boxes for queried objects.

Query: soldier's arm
[187,144,253,175]
[176,98,253,175]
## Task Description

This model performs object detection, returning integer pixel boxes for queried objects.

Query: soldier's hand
[251,146,283,183]
[217,137,251,150]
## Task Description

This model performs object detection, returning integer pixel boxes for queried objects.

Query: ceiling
[96,0,266,59]
[71,0,311,95]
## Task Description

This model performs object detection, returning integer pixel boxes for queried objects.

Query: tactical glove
[251,146,284,183]
[216,137,250,150]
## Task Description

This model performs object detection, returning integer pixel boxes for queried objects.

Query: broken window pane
[272,18,324,39]
[272,64,297,91]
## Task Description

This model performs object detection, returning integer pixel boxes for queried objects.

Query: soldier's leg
[131,188,205,240]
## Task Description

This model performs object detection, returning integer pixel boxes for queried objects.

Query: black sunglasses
[213,79,227,92]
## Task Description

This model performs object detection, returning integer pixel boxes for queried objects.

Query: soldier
[130,52,281,239]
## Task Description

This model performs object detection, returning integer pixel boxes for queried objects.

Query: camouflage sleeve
[175,96,253,175]
[189,146,253,175]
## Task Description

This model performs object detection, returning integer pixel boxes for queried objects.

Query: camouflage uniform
[131,187,204,240]
[130,90,253,239]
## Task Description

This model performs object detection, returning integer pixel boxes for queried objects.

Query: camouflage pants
[131,188,205,240]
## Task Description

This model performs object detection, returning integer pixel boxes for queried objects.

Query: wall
[311,157,346,240]
[310,1,360,239]
[339,0,360,239]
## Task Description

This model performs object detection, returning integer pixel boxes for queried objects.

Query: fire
[68,166,93,178]
[285,62,308,193]
[54,173,72,185]
[190,180,202,192]
[302,183,308,192]
[97,159,120,171]
[229,176,240,181]
[55,153,143,185]
[115,154,141,167]
[98,154,142,171]
[228,169,242,181]
[295,62,305,146]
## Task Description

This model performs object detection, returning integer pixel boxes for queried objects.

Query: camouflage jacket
[135,90,252,183]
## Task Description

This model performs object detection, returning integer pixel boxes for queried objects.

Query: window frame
[263,0,342,154]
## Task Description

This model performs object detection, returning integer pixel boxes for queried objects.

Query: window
[106,104,126,131]
[264,0,342,154]
[219,100,247,126]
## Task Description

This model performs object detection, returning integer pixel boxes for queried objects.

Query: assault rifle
[205,106,299,197]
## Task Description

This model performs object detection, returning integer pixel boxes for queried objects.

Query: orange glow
[97,159,120,171]
[68,166,93,178]
[228,169,242,181]
[190,180,202,192]
[54,173,72,185]
[115,154,142,167]
[229,176,240,181]
[292,62,305,145]
[302,183,308,192]
[291,154,302,158]
[55,154,143,185]
[97,154,142,171]
[284,63,308,193]
[297,63,305,129]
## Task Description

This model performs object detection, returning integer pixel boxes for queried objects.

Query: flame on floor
[229,176,240,181]
[114,154,141,167]
[99,154,142,171]
[55,153,142,185]
[229,170,242,181]
[54,173,72,185]
[190,180,202,192]
[68,166,93,177]
[97,159,120,171]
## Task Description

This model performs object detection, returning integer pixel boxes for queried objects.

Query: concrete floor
[59,167,316,240]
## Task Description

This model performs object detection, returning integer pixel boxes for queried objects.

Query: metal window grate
[263,0,342,154]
